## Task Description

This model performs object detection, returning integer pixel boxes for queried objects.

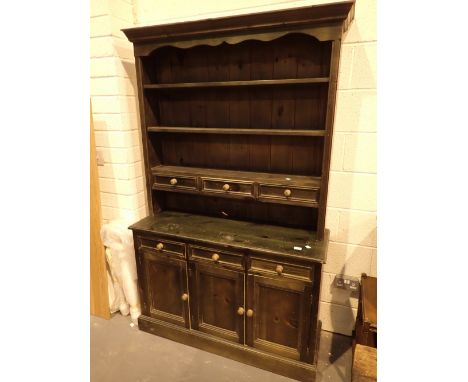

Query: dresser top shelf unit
[130,211,328,263]
[123,0,355,241]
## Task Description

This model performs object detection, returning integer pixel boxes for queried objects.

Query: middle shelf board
[148,127,327,136]
[143,77,330,90]
[152,165,321,187]
[151,165,321,208]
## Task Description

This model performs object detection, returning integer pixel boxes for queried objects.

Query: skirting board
[138,314,322,382]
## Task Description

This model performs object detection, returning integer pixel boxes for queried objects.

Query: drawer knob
[237,307,245,316]
[156,242,164,251]
[276,265,284,275]
[181,293,188,301]
[284,189,292,197]
[246,309,254,318]
[222,183,230,191]
[170,178,178,185]
[212,253,220,262]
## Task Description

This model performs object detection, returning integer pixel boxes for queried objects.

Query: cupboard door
[246,274,313,361]
[141,248,190,328]
[189,261,244,343]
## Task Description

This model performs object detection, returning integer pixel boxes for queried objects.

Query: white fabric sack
[100,219,141,323]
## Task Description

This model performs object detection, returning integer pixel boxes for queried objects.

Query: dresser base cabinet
[131,214,327,382]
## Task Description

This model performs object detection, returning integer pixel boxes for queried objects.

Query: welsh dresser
[123,2,355,381]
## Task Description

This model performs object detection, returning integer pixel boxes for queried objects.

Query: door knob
[246,309,254,317]
[284,189,291,197]
[237,307,245,315]
[170,178,178,185]
[181,293,188,301]
[276,265,284,275]
[212,253,220,261]
[222,183,230,191]
[156,242,164,251]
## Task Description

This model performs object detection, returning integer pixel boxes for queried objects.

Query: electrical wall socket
[334,274,360,291]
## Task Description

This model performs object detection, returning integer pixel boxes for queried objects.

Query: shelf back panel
[141,33,332,84]
[145,84,328,130]
[150,133,324,176]
[158,191,318,230]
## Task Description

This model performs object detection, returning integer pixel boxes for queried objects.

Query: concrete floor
[91,314,352,382]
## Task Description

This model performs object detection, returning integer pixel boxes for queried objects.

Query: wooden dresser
[123,3,354,381]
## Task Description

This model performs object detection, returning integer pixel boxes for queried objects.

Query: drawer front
[202,178,254,198]
[139,236,186,258]
[189,245,244,269]
[249,258,312,281]
[258,184,319,206]
[153,175,198,191]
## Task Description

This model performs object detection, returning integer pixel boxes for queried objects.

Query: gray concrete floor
[91,314,352,382]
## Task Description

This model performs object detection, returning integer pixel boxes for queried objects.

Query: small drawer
[153,175,197,191]
[189,245,244,269]
[139,237,186,258]
[250,258,312,281]
[201,178,254,198]
[258,184,319,206]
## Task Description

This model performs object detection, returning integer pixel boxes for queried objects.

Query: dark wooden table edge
[130,225,328,265]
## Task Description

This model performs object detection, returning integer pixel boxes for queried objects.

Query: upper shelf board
[143,78,329,90]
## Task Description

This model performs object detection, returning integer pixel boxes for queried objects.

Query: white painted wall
[90,0,148,224]
[90,0,377,335]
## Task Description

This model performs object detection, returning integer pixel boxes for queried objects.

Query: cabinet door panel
[141,248,189,328]
[189,262,244,343]
[246,274,312,361]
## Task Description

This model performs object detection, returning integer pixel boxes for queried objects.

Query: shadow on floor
[91,314,353,382]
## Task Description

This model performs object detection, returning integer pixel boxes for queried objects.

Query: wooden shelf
[130,211,327,262]
[143,77,329,90]
[151,165,321,188]
[148,126,326,136]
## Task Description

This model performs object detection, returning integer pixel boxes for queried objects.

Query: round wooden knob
[181,293,188,301]
[222,183,230,191]
[170,178,178,185]
[156,242,164,251]
[284,189,292,197]
[246,309,254,318]
[212,253,220,261]
[237,307,245,316]
[276,265,284,275]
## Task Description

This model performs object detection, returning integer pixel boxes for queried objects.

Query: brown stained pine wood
[162,193,319,230]
[151,165,321,188]
[361,275,377,327]
[143,77,329,89]
[124,3,354,381]
[352,344,377,382]
[150,133,324,176]
[189,262,245,344]
[355,273,377,347]
[141,247,190,328]
[135,58,156,215]
[123,1,355,46]
[147,127,327,136]
[130,211,328,263]
[317,39,342,241]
